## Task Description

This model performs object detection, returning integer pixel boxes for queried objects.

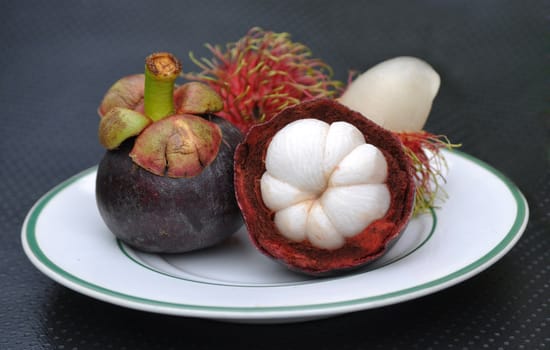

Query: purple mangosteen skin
[96,115,243,253]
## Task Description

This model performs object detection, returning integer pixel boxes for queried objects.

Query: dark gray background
[2,1,548,349]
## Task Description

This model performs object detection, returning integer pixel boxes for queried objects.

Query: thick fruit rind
[234,98,416,275]
[96,115,243,253]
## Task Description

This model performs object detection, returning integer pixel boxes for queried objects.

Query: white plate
[21,150,529,323]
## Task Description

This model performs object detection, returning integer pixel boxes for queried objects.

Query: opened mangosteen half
[234,99,416,275]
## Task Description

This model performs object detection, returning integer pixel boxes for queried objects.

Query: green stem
[144,52,182,122]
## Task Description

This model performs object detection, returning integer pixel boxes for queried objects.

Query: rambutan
[183,27,343,133]
[397,131,460,215]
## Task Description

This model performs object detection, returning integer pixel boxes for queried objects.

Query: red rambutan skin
[184,27,343,133]
[234,99,416,275]
[397,131,458,215]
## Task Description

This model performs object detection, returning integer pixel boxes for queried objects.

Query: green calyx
[97,52,226,178]
[99,107,151,149]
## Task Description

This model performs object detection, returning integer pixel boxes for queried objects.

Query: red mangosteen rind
[96,114,243,253]
[234,98,416,275]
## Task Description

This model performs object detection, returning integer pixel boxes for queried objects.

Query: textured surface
[2,1,549,349]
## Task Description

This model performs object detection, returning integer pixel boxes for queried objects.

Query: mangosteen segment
[129,114,222,178]
[260,118,391,250]
[234,98,416,275]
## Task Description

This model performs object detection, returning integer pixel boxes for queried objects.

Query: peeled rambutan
[184,27,343,133]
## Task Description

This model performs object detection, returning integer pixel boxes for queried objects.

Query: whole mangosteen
[95,52,242,253]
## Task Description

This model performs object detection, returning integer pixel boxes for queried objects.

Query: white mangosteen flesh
[260,118,391,250]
